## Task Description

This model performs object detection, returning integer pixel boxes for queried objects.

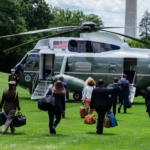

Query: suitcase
[84,114,96,125]
[80,107,85,118]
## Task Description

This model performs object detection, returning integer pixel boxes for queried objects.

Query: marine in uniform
[0,81,21,134]
[8,69,19,90]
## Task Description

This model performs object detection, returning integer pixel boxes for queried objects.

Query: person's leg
[48,110,54,134]
[53,111,61,128]
[113,103,116,116]
[2,110,16,134]
[96,110,106,134]
[124,100,127,113]
[85,108,89,116]
[10,122,15,133]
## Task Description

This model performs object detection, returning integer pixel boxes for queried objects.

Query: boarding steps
[31,83,52,100]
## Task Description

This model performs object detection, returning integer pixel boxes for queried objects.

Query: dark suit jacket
[108,83,122,104]
[8,75,19,86]
[0,89,21,113]
[90,86,111,110]
[145,87,150,112]
[54,81,69,99]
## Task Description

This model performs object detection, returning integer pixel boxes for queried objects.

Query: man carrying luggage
[118,74,130,113]
[107,78,121,116]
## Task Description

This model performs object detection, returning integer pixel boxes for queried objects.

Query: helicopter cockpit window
[26,54,39,68]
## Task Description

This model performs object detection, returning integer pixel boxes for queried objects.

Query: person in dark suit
[145,87,150,118]
[107,78,121,116]
[47,81,66,135]
[90,79,111,134]
[0,81,21,135]
[118,74,130,113]
[54,76,69,118]
[8,69,19,90]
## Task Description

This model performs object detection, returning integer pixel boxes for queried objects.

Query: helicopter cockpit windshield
[68,40,120,53]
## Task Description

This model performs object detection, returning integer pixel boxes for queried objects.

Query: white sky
[46,0,149,36]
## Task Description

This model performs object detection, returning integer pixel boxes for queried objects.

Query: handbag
[84,112,96,125]
[103,117,112,128]
[126,99,132,108]
[13,113,26,127]
[108,113,118,127]
[80,102,85,118]
[0,112,6,126]
[38,88,55,111]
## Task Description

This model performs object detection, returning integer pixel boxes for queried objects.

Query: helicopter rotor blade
[98,26,150,29]
[101,29,150,47]
[0,26,82,39]
[3,29,79,53]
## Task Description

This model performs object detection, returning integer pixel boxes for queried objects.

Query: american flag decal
[53,41,68,49]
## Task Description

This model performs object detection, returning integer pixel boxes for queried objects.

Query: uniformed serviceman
[0,81,21,135]
[8,69,19,90]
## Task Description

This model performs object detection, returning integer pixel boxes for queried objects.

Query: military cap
[11,69,16,72]
[8,81,16,85]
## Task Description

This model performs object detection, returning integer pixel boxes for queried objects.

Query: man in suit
[90,79,111,134]
[107,78,121,116]
[54,76,69,118]
[118,74,130,113]
[8,69,19,90]
[145,87,150,118]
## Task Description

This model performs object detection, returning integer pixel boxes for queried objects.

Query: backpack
[119,80,127,93]
[107,84,114,98]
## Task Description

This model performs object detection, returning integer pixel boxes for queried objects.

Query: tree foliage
[0,0,104,73]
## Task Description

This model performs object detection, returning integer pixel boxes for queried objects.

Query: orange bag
[80,107,85,118]
[84,114,96,125]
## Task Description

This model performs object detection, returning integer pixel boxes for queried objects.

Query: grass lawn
[0,72,150,150]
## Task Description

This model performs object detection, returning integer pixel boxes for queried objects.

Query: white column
[125,0,137,39]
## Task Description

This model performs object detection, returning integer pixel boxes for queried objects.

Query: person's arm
[16,76,19,85]
[65,84,69,100]
[15,91,21,112]
[62,94,65,112]
[90,89,95,109]
[82,87,87,102]
[105,90,111,110]
[46,88,52,96]
[82,84,86,98]
[0,93,5,111]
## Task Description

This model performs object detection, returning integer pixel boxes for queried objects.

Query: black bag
[119,80,127,93]
[0,112,6,126]
[126,99,132,108]
[38,89,55,111]
[13,113,26,127]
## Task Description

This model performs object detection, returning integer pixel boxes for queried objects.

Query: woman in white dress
[82,78,96,116]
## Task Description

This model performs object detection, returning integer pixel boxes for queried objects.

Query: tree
[139,10,150,40]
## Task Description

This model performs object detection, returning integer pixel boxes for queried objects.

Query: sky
[45,0,149,36]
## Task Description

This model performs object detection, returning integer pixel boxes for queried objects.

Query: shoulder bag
[13,113,26,127]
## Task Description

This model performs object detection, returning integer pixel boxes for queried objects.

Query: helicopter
[1,21,150,101]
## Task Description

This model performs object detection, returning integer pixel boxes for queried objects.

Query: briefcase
[13,113,26,127]
[103,117,112,128]
[80,107,85,118]
[0,112,6,126]
[84,114,96,125]
[109,113,118,127]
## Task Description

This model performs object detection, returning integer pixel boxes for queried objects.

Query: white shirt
[82,85,94,101]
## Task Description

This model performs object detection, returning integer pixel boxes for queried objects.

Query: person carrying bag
[0,81,21,134]
[47,81,66,135]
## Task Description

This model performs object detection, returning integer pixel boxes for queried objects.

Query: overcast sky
[46,0,149,35]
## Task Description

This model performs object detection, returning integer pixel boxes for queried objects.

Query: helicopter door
[123,58,137,84]
[41,54,55,80]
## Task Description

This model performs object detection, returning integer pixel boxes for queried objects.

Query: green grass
[0,72,150,150]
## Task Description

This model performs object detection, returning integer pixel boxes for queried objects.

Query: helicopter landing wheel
[73,92,82,100]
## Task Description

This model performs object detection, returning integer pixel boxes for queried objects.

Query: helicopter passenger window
[26,54,39,68]
[75,62,91,71]
[101,43,120,52]
[65,58,73,72]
